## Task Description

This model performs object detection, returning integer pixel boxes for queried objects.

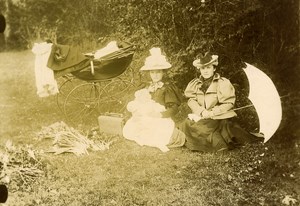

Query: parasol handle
[233,94,288,112]
[233,104,254,111]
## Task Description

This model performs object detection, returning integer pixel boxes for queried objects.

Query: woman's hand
[201,110,214,119]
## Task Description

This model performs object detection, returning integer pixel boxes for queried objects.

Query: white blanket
[123,89,175,152]
[93,41,119,59]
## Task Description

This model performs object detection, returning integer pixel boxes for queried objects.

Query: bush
[1,0,298,136]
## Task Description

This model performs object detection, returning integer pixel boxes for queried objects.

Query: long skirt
[182,118,260,152]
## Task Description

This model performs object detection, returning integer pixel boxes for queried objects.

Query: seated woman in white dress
[123,48,186,152]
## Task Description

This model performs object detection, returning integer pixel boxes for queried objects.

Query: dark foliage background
[0,0,299,137]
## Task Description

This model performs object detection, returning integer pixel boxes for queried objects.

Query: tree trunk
[0,0,10,50]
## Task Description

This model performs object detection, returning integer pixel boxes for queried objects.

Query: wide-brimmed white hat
[193,52,218,68]
[140,47,172,71]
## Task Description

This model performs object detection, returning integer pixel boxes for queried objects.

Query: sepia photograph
[0,0,299,205]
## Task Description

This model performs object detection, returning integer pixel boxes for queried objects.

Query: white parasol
[242,63,282,143]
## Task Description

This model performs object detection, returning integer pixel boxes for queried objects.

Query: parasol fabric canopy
[243,63,282,143]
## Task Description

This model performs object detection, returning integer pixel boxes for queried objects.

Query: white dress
[123,89,175,152]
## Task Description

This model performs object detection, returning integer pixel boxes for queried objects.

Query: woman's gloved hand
[201,110,214,119]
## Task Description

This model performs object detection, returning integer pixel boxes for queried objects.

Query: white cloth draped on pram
[93,41,120,59]
[32,42,59,97]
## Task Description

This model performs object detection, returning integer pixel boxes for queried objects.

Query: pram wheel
[98,78,136,113]
[56,75,82,112]
[62,78,136,126]
[63,82,101,126]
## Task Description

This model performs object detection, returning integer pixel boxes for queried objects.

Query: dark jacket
[47,44,88,71]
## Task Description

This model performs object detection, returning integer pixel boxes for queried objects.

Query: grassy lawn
[0,50,299,206]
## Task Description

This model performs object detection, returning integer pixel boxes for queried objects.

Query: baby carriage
[51,42,137,126]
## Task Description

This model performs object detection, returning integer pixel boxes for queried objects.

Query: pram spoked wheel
[62,78,136,126]
[63,82,101,126]
[97,78,136,113]
[56,75,82,112]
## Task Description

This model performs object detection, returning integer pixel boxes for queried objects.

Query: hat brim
[193,55,218,68]
[140,64,172,71]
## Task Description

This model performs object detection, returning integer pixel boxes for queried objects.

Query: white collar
[148,81,164,92]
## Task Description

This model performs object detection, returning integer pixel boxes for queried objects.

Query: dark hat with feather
[193,52,218,68]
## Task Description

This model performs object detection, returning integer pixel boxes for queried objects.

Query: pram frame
[55,44,137,126]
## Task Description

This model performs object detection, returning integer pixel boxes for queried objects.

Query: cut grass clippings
[37,121,114,156]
